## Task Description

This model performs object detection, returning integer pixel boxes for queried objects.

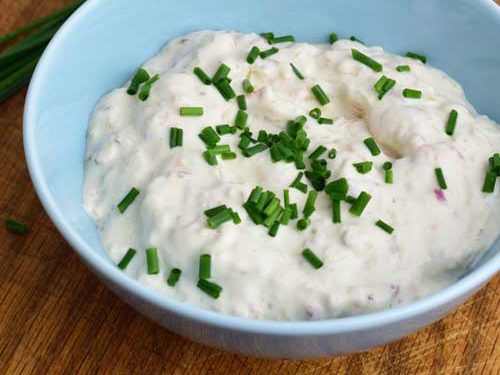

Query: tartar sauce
[84,31,500,320]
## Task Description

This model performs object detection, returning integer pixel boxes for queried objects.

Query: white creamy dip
[84,30,500,320]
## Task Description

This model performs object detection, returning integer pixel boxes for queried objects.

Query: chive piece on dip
[302,248,324,269]
[260,47,279,59]
[396,65,410,72]
[117,187,140,213]
[193,67,211,85]
[482,171,497,193]
[351,49,383,72]
[145,247,160,274]
[329,32,338,44]
[117,248,137,270]
[127,68,150,95]
[242,79,254,93]
[197,279,222,299]
[5,218,29,234]
[199,254,211,279]
[167,268,182,287]
[311,84,330,106]
[445,109,458,136]
[402,88,422,99]
[349,191,372,216]
[353,161,373,174]
[375,220,394,234]
[138,74,160,101]
[406,51,427,64]
[246,46,260,64]
[271,35,295,44]
[179,106,203,116]
[435,167,448,189]
[290,63,304,80]
[169,127,183,148]
[363,137,381,156]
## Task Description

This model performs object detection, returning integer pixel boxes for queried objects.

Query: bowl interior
[25,0,500,320]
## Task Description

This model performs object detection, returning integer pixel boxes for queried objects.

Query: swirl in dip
[84,31,500,320]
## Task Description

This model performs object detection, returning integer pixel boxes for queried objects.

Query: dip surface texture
[84,31,500,320]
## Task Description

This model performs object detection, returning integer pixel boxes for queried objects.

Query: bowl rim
[24,0,500,336]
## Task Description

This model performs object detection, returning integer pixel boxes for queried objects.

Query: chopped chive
[199,254,211,279]
[260,32,274,43]
[169,127,183,148]
[384,167,394,184]
[311,84,330,106]
[345,195,357,204]
[402,88,422,99]
[351,49,383,72]
[349,191,372,216]
[117,248,137,270]
[290,172,308,193]
[263,207,283,228]
[197,278,222,299]
[325,178,349,201]
[5,218,29,234]
[204,205,227,218]
[309,145,327,160]
[216,124,232,135]
[212,63,231,83]
[248,186,263,204]
[363,137,381,156]
[238,135,252,150]
[247,46,260,64]
[396,65,410,72]
[491,153,500,176]
[256,191,273,212]
[279,207,292,225]
[243,143,268,157]
[243,202,264,225]
[257,130,268,143]
[230,209,241,224]
[290,63,304,80]
[302,248,324,269]
[309,108,321,119]
[328,148,337,159]
[353,161,373,174]
[145,247,159,274]
[221,152,237,160]
[332,199,341,223]
[375,220,394,234]
[283,189,290,206]
[237,95,247,111]
[167,268,182,286]
[260,47,279,59]
[406,52,427,64]
[180,106,203,116]
[303,190,318,218]
[210,144,231,154]
[374,75,396,99]
[193,67,211,85]
[199,126,221,147]
[289,203,299,219]
[263,197,280,216]
[445,109,458,136]
[318,117,333,125]
[117,187,140,213]
[435,168,447,189]
[374,76,388,93]
[242,79,254,93]
[268,221,280,237]
[207,209,233,229]
[349,35,364,44]
[214,78,236,100]
[203,150,218,166]
[127,68,150,95]
[482,171,497,193]
[271,35,295,44]
[383,161,393,170]
[329,33,338,44]
[234,110,248,129]
[296,218,310,230]
[138,74,160,101]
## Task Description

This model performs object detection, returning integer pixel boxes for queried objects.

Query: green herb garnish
[117,188,140,213]
[145,247,159,275]
[352,48,383,72]
[117,248,137,270]
[302,248,324,269]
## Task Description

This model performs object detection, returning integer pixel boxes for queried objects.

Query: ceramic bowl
[24,0,500,358]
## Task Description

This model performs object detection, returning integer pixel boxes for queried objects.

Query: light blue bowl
[24,0,500,358]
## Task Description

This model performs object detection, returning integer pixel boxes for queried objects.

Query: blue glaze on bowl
[24,0,500,358]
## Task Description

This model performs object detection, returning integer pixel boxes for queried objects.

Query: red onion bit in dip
[434,188,446,202]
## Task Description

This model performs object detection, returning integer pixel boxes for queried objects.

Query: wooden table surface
[1,1,499,374]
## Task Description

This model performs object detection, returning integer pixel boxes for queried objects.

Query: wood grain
[0,1,499,374]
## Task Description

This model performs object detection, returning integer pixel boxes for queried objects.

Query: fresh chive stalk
[117,248,137,270]
[193,66,211,85]
[5,218,29,234]
[247,46,260,64]
[351,49,383,72]
[167,268,182,286]
[445,109,458,136]
[145,247,160,274]
[117,188,140,213]
[199,254,212,279]
[406,51,427,64]
[197,279,222,298]
[290,63,304,80]
[302,248,324,269]
[180,106,203,116]
[363,137,381,156]
[375,220,394,234]
[435,168,447,189]
[311,84,330,105]
[402,88,422,99]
